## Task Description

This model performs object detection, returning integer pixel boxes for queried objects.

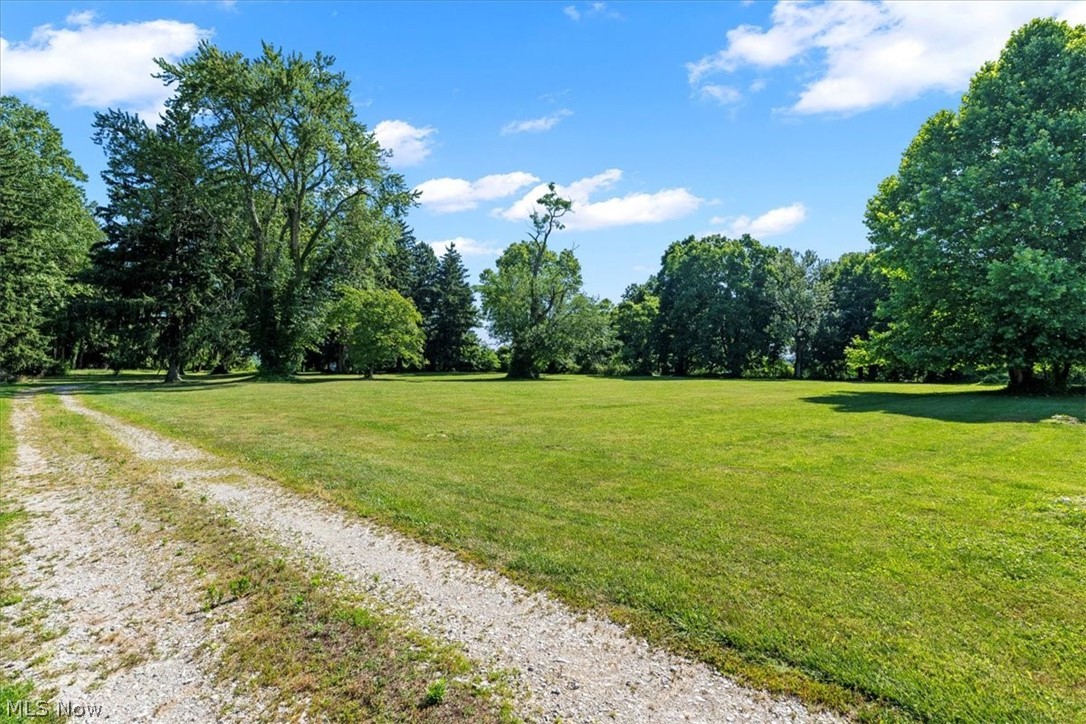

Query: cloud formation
[0,14,210,119]
[501,109,573,135]
[687,1,1086,115]
[563,2,622,21]
[373,120,436,167]
[415,172,540,213]
[698,84,742,105]
[495,169,702,231]
[720,202,807,238]
[427,237,504,257]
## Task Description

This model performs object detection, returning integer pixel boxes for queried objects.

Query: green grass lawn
[57,374,1086,721]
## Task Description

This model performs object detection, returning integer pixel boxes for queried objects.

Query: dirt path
[52,392,840,724]
[2,395,249,722]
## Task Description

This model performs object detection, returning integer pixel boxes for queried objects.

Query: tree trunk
[165,358,183,383]
[506,345,538,379]
[1007,365,1037,393]
[1051,362,1071,391]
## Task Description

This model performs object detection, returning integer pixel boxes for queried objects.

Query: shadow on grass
[0,371,522,398]
[803,388,1085,424]
[0,372,256,399]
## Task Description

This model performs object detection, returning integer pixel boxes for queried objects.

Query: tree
[866,19,1086,391]
[655,234,776,376]
[91,108,240,382]
[384,223,439,318]
[0,97,100,378]
[614,279,660,375]
[328,287,423,377]
[769,249,827,379]
[478,184,589,378]
[808,252,889,379]
[157,42,414,375]
[427,243,479,371]
[550,295,617,374]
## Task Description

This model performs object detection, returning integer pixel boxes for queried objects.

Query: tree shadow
[802,388,1085,424]
[0,371,525,398]
[0,372,256,399]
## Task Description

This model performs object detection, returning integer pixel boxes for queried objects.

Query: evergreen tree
[385,223,439,332]
[91,108,239,382]
[427,243,478,371]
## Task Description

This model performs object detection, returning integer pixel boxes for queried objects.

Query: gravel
[3,395,251,722]
[60,393,843,723]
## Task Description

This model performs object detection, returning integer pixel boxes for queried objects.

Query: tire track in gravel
[61,392,843,724]
[2,394,252,723]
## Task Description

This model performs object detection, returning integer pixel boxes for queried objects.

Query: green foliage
[330,287,424,376]
[479,184,596,378]
[866,19,1086,391]
[423,678,447,707]
[459,333,500,372]
[157,42,414,375]
[383,223,439,315]
[808,252,889,379]
[768,249,828,379]
[427,244,480,371]
[0,97,99,378]
[90,107,244,381]
[614,280,660,375]
[655,234,776,376]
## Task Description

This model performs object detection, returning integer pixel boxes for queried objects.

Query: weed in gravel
[424,677,447,707]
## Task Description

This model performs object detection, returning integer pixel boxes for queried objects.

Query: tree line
[1,20,1082,391]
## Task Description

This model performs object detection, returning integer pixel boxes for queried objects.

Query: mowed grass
[71,374,1086,721]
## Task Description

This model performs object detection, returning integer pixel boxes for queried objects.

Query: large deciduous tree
[157,42,414,375]
[655,234,776,377]
[614,279,660,375]
[808,252,889,379]
[866,19,1086,391]
[0,97,100,378]
[328,287,423,377]
[479,184,589,379]
[769,249,827,379]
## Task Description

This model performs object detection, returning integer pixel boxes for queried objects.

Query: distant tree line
[1,20,1082,391]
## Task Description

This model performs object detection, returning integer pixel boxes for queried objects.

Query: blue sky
[2,0,1084,302]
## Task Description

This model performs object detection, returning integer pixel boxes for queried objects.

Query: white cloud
[65,10,96,26]
[494,169,702,231]
[501,109,573,135]
[723,202,807,237]
[373,120,436,168]
[428,237,504,257]
[563,2,622,21]
[0,15,210,119]
[698,84,742,105]
[687,1,1086,115]
[415,172,540,213]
